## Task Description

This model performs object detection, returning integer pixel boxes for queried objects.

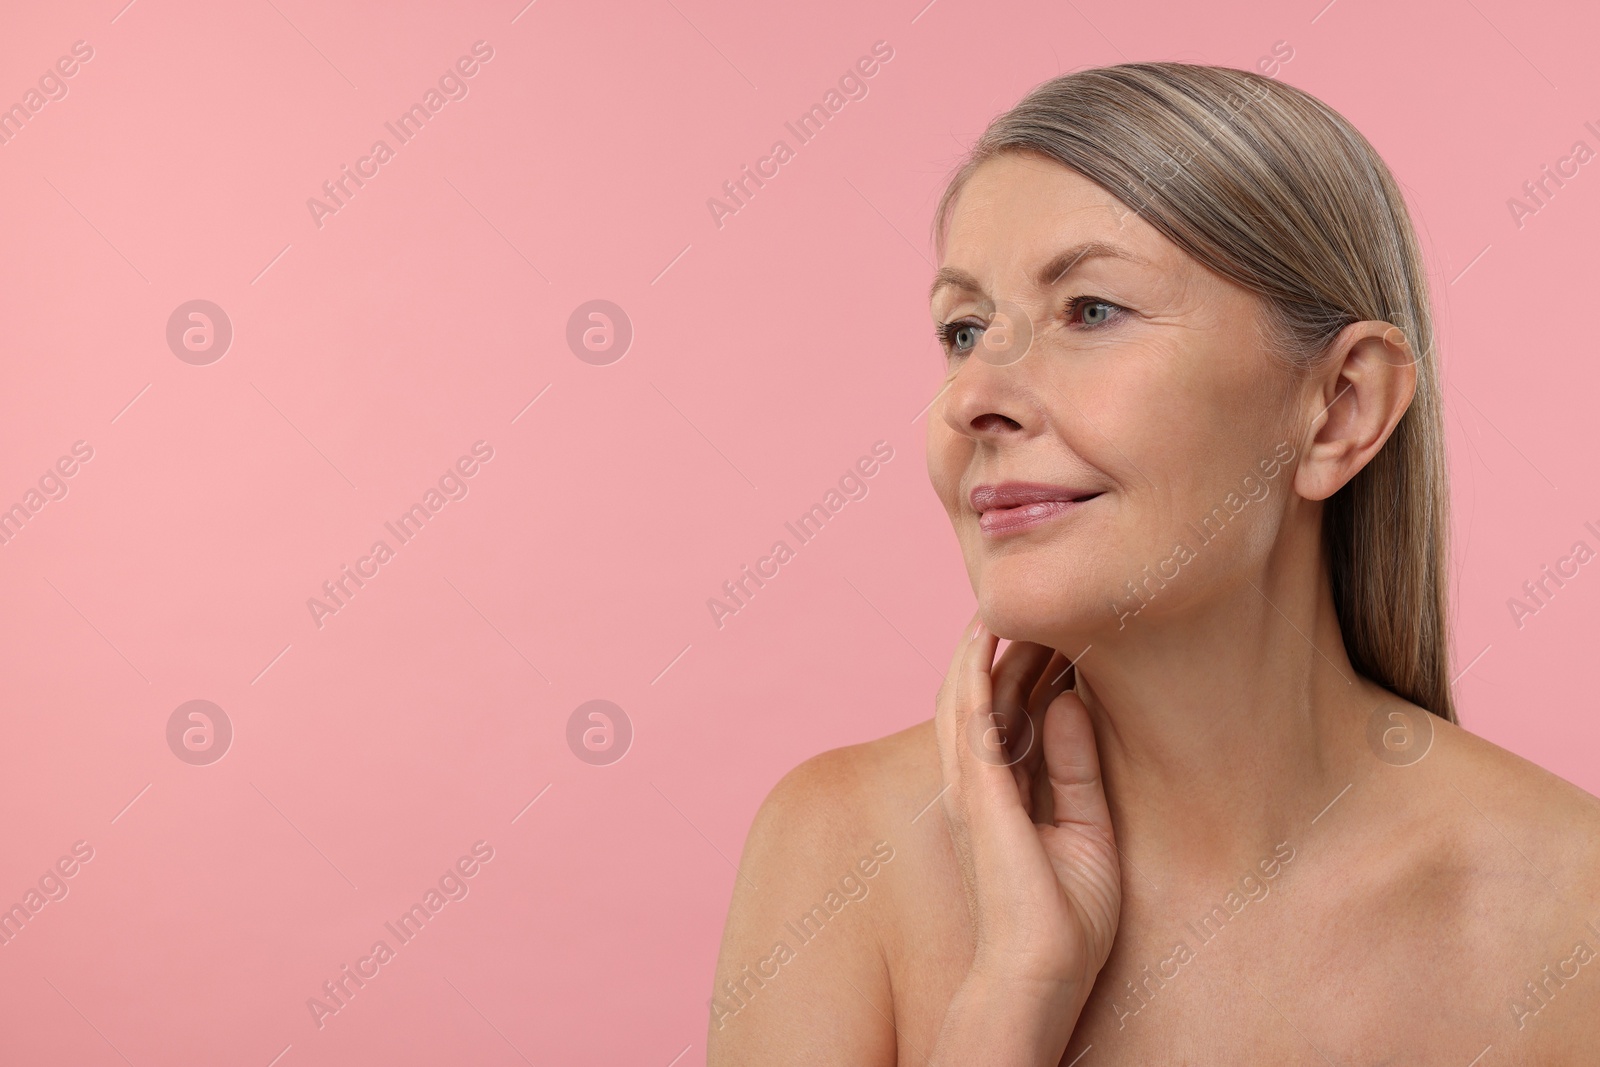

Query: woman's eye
[936,320,983,355]
[938,298,1121,356]
[1069,297,1123,327]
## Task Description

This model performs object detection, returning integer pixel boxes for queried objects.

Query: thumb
[1041,689,1114,847]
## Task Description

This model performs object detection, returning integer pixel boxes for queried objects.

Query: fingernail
[971,619,984,640]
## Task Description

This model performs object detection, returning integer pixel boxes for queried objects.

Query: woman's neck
[1063,552,1382,889]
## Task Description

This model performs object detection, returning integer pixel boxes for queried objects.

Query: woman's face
[926,151,1303,647]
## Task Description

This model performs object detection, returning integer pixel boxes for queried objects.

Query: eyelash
[934,297,1126,355]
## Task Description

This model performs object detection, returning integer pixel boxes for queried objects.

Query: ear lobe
[1291,320,1418,503]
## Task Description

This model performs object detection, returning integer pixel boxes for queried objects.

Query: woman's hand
[928,610,1122,1065]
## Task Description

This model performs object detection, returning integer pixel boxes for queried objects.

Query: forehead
[937,152,1181,283]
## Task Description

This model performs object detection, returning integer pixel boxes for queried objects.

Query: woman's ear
[1292,321,1418,502]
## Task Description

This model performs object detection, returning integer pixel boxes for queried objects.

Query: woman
[707,62,1600,1064]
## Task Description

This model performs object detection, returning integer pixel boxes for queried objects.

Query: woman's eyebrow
[928,240,1145,304]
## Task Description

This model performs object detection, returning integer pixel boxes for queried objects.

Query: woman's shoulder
[729,717,945,905]
[1416,713,1600,1048]
[751,718,942,836]
[706,720,946,1064]
[732,716,958,955]
[1427,712,1600,881]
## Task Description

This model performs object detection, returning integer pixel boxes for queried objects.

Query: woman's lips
[977,496,1096,535]
[969,482,1102,535]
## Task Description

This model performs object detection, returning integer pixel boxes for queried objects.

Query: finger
[1033,650,1077,702]
[933,611,981,743]
[949,619,1036,836]
[989,640,1056,769]
[933,610,985,791]
[996,648,1075,810]
[1041,688,1115,847]
[1023,649,1077,775]
[990,641,1059,813]
[951,618,1001,776]
[935,610,1003,843]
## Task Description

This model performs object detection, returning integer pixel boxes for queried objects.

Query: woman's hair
[930,62,1456,723]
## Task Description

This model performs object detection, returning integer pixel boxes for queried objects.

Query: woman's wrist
[929,963,1088,1066]
[969,938,1093,1004]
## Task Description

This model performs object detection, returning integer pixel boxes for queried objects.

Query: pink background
[0,0,1595,1063]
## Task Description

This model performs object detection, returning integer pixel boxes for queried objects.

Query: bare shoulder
[749,718,938,844]
[705,720,942,1066]
[1429,713,1600,888]
[731,718,952,934]
[1423,715,1600,1049]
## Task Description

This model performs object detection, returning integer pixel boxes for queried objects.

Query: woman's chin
[977,594,1104,651]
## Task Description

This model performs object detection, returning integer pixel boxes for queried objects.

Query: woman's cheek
[924,426,963,517]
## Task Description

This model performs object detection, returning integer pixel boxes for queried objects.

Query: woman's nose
[940,354,1032,440]
[939,302,1041,440]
